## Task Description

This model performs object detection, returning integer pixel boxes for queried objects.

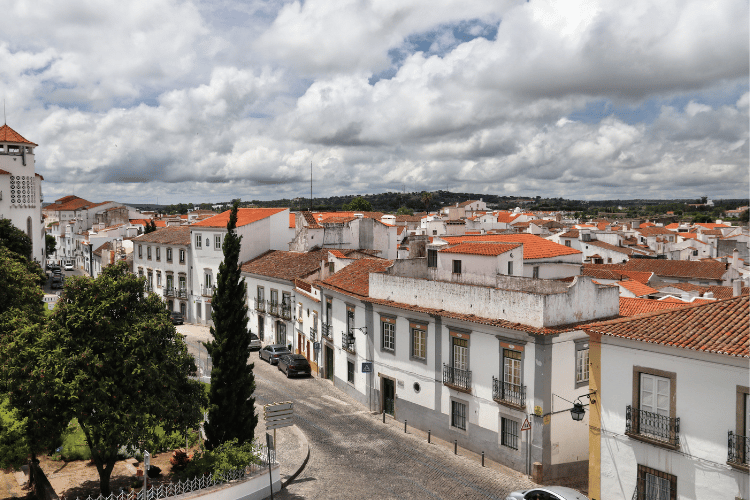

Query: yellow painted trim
[588,332,602,500]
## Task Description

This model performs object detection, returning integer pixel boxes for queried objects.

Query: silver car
[249,332,261,351]
[505,486,589,500]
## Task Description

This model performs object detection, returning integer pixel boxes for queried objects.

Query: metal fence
[61,447,276,500]
[186,340,212,383]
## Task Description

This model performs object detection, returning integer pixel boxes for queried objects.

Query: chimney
[734,279,742,297]
[733,248,739,268]
[703,292,714,299]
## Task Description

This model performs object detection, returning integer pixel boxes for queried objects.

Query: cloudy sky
[2,0,748,205]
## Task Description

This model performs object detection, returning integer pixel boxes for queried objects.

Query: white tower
[0,124,44,263]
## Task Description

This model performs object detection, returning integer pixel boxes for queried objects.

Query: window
[347,360,355,384]
[325,298,332,326]
[452,259,462,274]
[179,249,185,263]
[257,286,264,302]
[565,240,571,247]
[329,262,335,274]
[629,367,678,446]
[178,275,186,291]
[138,245,142,259]
[575,341,589,386]
[196,234,202,248]
[532,266,539,279]
[451,400,467,430]
[641,373,669,417]
[507,261,513,276]
[147,246,152,259]
[297,302,303,322]
[635,465,676,500]
[156,271,162,287]
[271,289,278,306]
[156,247,160,261]
[215,235,221,249]
[452,337,468,370]
[277,321,287,345]
[503,349,521,388]
[205,274,212,289]
[427,249,437,268]
[432,230,437,235]
[166,274,173,290]
[166,248,172,262]
[411,324,426,360]
[501,417,519,450]
[138,268,144,277]
[381,317,395,352]
[347,307,355,334]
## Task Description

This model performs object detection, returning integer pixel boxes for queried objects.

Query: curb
[281,425,310,489]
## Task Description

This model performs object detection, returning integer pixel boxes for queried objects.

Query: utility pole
[310,161,313,212]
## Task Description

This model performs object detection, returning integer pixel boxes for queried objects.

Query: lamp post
[544,391,596,421]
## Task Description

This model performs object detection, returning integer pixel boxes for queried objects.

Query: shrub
[178,439,261,481]
[170,449,192,471]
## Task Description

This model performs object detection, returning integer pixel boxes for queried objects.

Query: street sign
[313,342,321,351]
[520,417,531,432]
[361,362,373,373]
[264,402,294,430]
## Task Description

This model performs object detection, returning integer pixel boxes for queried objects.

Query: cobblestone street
[250,350,537,500]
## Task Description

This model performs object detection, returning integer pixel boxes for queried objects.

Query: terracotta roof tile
[320,258,393,297]
[329,250,347,259]
[132,226,191,245]
[193,208,287,228]
[636,226,674,236]
[0,124,37,145]
[440,242,521,256]
[585,240,637,256]
[241,249,327,281]
[695,223,731,229]
[587,296,749,357]
[616,279,658,297]
[440,234,580,260]
[657,282,749,300]
[302,212,322,229]
[586,260,729,281]
[619,297,689,316]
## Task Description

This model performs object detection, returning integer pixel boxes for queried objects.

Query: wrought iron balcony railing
[443,364,472,392]
[309,326,317,341]
[254,297,265,312]
[267,301,279,316]
[625,405,680,448]
[492,377,526,408]
[342,331,355,353]
[144,283,153,292]
[164,286,176,297]
[177,288,188,299]
[201,285,215,297]
[321,323,332,339]
[728,431,749,467]
[281,303,292,320]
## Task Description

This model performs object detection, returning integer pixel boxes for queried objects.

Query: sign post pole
[266,433,274,500]
[520,416,531,476]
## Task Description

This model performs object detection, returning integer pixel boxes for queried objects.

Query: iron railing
[728,431,749,466]
[176,288,188,299]
[60,446,276,500]
[200,285,215,297]
[163,287,176,298]
[309,326,317,341]
[492,377,525,407]
[254,297,265,312]
[321,323,331,339]
[443,364,472,392]
[281,303,292,320]
[342,331,355,353]
[267,301,279,316]
[626,405,680,447]
[144,283,153,292]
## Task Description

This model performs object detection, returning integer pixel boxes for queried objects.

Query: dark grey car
[259,344,291,365]
[505,486,589,500]
[277,354,311,378]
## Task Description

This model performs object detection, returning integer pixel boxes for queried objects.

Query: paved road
[250,351,536,500]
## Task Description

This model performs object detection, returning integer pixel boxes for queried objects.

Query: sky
[2,0,748,205]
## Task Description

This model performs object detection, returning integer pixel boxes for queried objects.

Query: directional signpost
[264,401,294,457]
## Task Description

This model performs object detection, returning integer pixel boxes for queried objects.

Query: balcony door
[452,337,468,371]
[640,374,669,416]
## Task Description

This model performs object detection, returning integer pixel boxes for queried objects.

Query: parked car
[50,276,64,289]
[64,262,74,271]
[47,264,61,273]
[259,345,291,365]
[277,354,311,378]
[505,487,589,500]
[249,332,261,351]
[170,311,184,325]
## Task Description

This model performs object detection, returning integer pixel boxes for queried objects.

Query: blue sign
[313,342,321,351]
[361,362,373,373]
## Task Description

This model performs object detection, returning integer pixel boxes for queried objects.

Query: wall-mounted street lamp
[545,391,596,421]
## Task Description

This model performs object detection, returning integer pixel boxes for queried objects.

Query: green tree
[143,220,157,234]
[0,219,32,260]
[343,196,372,212]
[45,234,57,257]
[203,203,257,450]
[3,262,206,495]
[421,191,433,212]
[396,206,414,216]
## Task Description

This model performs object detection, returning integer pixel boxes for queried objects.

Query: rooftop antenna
[3,99,6,125]
[310,161,313,212]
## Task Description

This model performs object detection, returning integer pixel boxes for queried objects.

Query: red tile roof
[636,226,674,236]
[665,223,680,230]
[616,279,658,297]
[193,208,287,228]
[320,258,393,297]
[619,297,688,316]
[0,124,37,145]
[133,226,191,245]
[329,249,348,259]
[440,234,581,260]
[302,212,322,229]
[241,249,328,281]
[559,230,579,238]
[657,282,749,300]
[695,223,731,229]
[587,260,729,281]
[587,296,749,357]
[585,240,638,256]
[440,242,521,256]
[45,196,94,212]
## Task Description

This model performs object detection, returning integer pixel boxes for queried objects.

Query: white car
[64,263,74,271]
[505,486,589,500]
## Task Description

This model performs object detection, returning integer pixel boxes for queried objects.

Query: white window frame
[575,340,589,387]
[196,234,202,248]
[381,319,395,352]
[215,235,222,249]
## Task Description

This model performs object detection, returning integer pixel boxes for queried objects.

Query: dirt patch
[37,446,199,499]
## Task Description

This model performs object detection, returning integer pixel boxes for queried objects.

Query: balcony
[321,323,332,340]
[342,331,355,354]
[164,287,176,298]
[625,405,680,448]
[728,431,749,470]
[144,283,154,292]
[443,364,472,393]
[281,303,292,321]
[254,297,265,312]
[309,326,317,341]
[201,285,215,298]
[267,301,279,317]
[176,288,188,299]
[492,377,525,408]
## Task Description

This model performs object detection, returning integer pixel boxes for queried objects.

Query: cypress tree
[203,202,257,449]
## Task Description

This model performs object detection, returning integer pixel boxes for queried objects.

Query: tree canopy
[342,196,373,212]
[2,262,206,495]
[0,219,32,259]
[45,234,57,257]
[203,203,257,450]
